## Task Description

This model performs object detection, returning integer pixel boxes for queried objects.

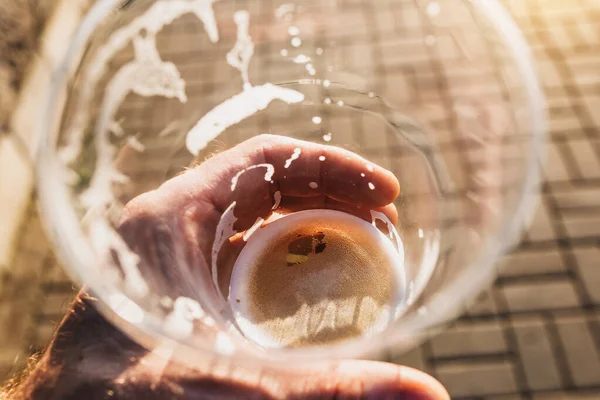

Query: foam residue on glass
[243,218,265,241]
[272,191,282,210]
[215,331,236,355]
[230,164,275,191]
[274,3,295,21]
[426,1,441,17]
[80,34,187,210]
[284,148,302,168]
[185,85,304,155]
[64,0,220,300]
[88,215,149,297]
[61,0,218,166]
[226,10,254,90]
[164,296,207,339]
[185,10,305,156]
[213,163,277,301]
[125,135,146,152]
[211,201,237,302]
[293,54,311,64]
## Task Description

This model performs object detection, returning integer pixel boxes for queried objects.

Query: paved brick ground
[389,3,600,397]
[1,0,599,399]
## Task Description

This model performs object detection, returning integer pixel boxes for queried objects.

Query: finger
[278,196,399,226]
[284,360,449,399]
[123,135,402,275]
[264,137,399,207]
[165,135,400,226]
[153,353,448,399]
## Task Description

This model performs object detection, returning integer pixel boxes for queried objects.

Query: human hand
[12,135,449,399]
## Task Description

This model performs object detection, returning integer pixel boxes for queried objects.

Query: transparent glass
[37,0,545,369]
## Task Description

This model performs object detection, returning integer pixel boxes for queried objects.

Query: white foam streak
[211,202,237,301]
[272,191,282,210]
[227,10,254,88]
[88,216,149,297]
[284,147,301,168]
[126,136,146,152]
[80,33,186,210]
[230,163,275,191]
[60,0,218,166]
[186,84,304,155]
[243,217,264,241]
[164,297,207,338]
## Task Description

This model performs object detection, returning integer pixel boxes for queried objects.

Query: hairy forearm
[2,294,255,400]
[5,293,149,400]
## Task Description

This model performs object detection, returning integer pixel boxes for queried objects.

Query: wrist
[11,292,147,399]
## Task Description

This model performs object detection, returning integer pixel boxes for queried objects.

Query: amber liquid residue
[244,220,398,347]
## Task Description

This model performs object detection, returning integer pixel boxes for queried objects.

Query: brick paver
[436,361,518,398]
[513,317,562,391]
[555,316,600,388]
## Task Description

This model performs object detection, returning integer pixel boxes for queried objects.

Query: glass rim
[36,0,547,367]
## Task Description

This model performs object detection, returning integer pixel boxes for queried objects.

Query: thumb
[282,360,449,399]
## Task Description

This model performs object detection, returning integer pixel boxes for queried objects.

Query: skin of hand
[9,135,449,400]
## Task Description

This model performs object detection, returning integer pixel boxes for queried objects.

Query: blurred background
[0,0,599,398]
